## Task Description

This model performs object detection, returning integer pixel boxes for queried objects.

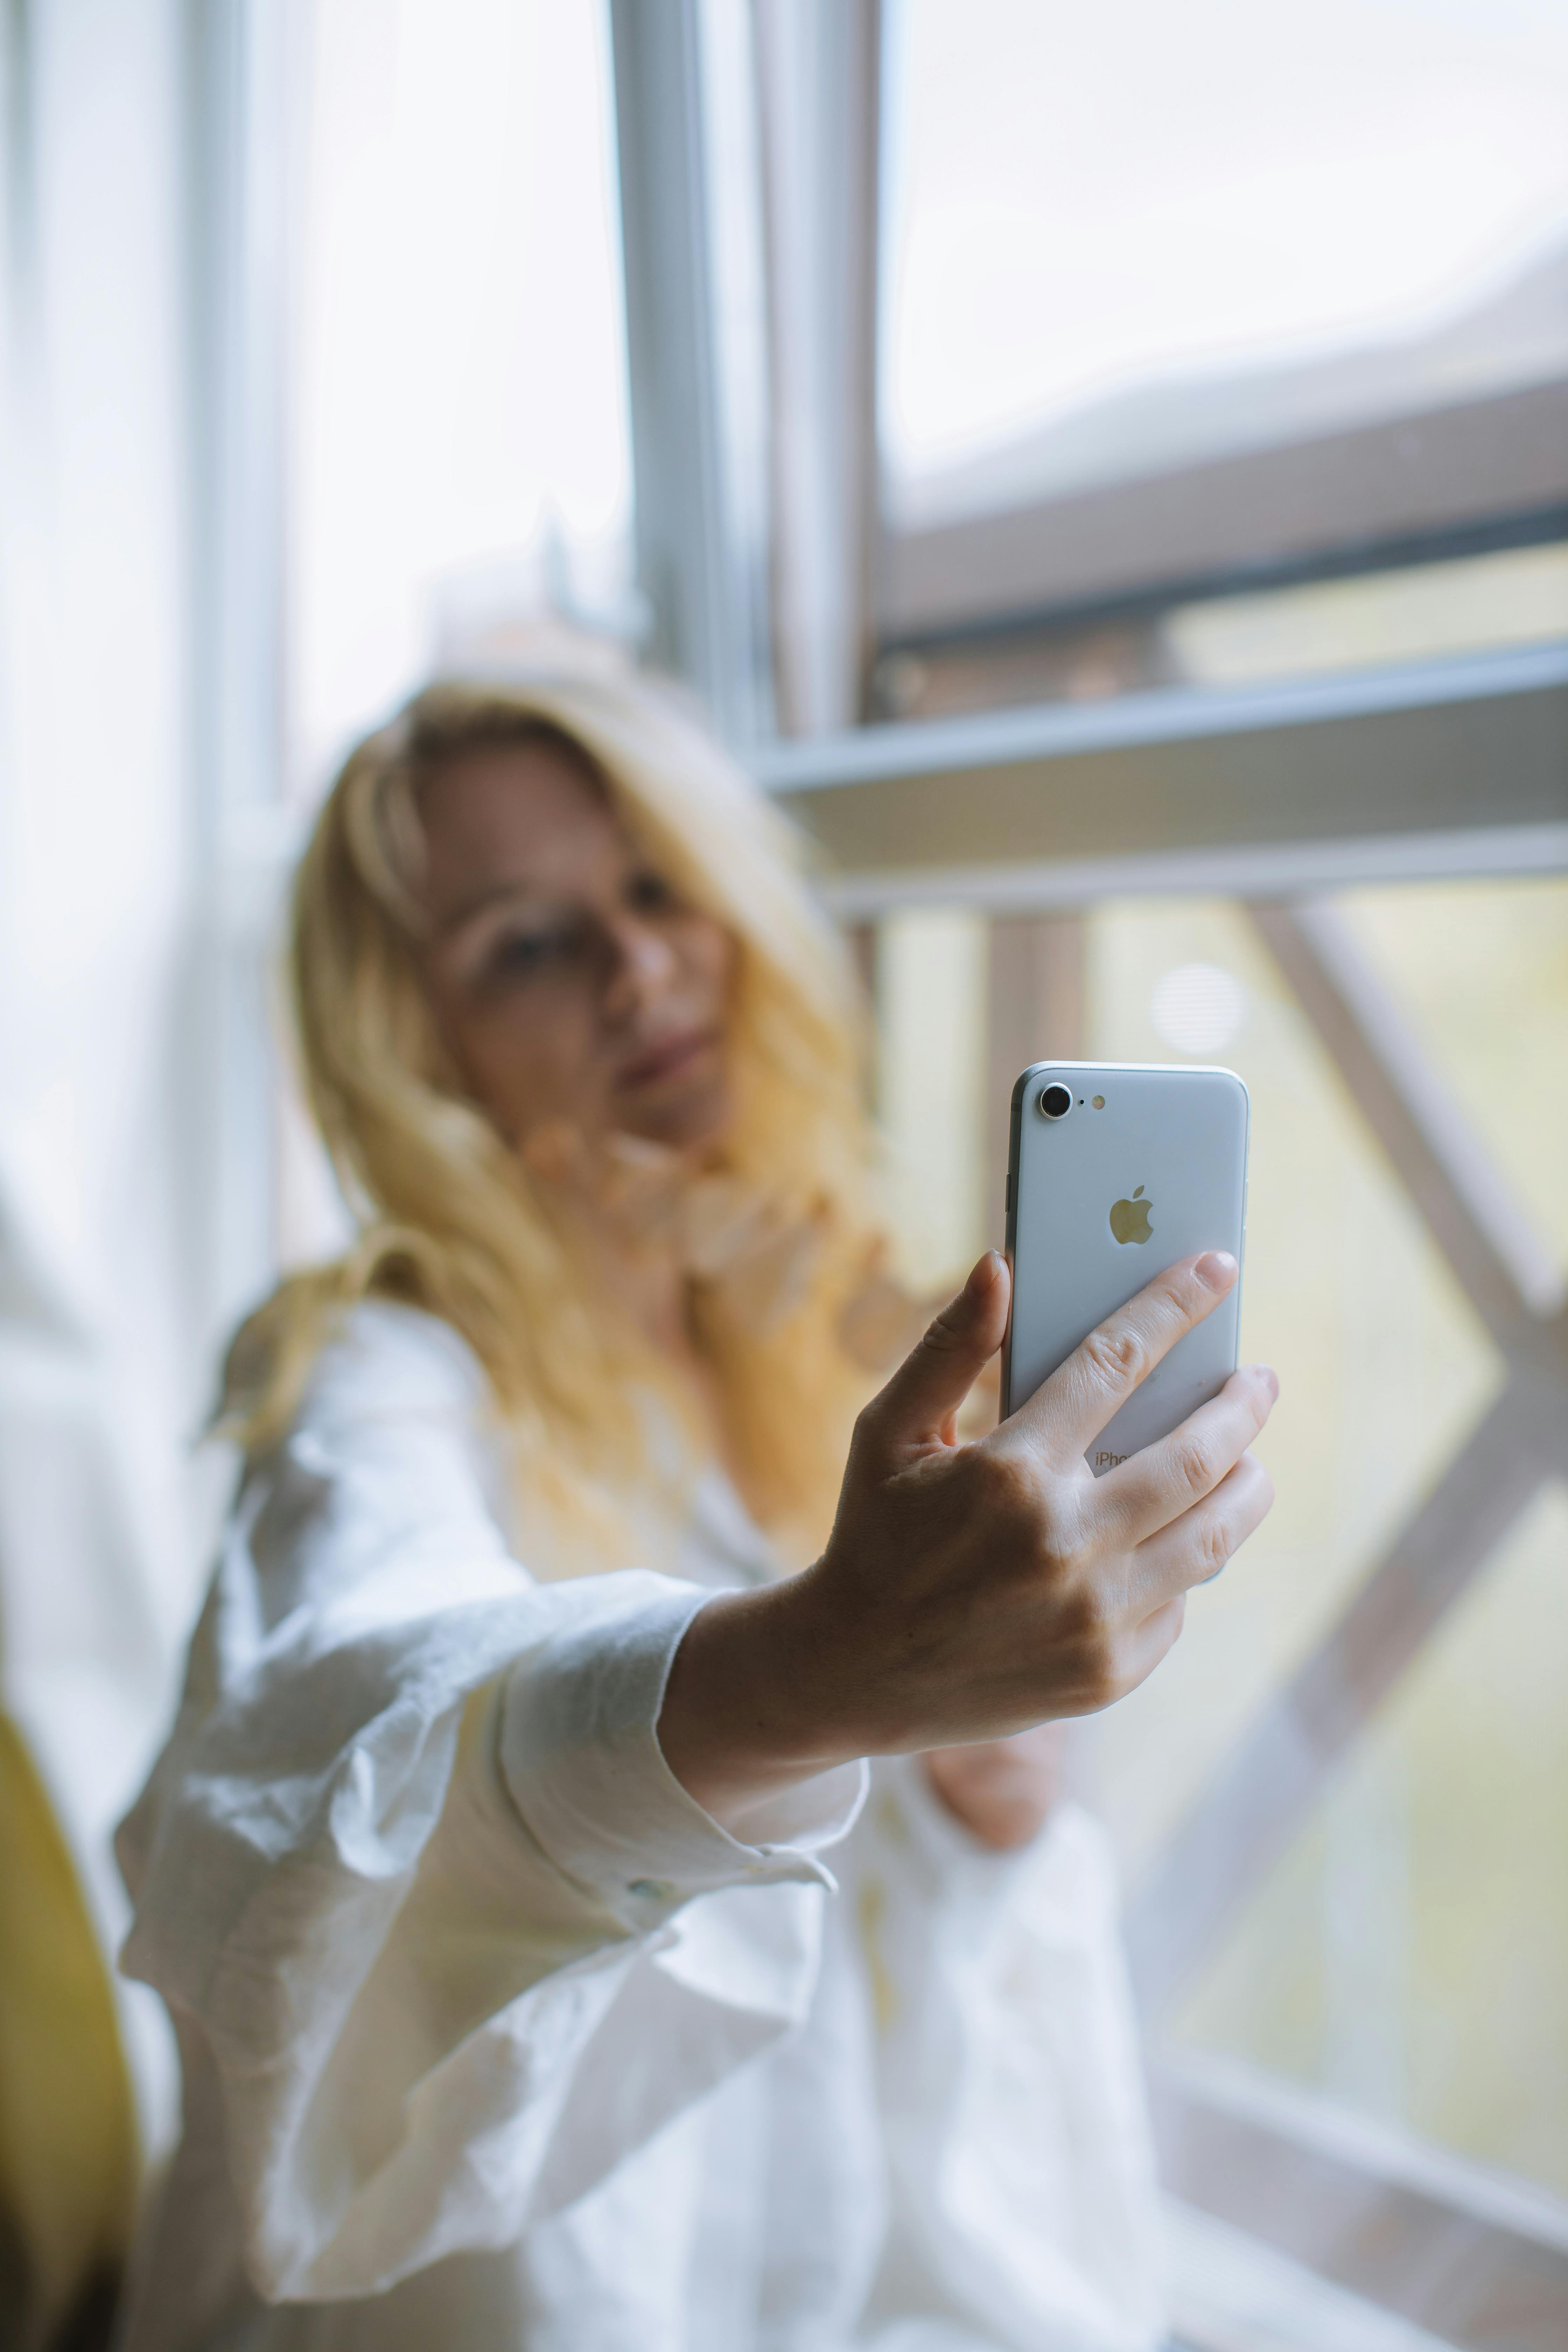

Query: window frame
[608,8,1568,2339]
[871,0,1568,656]
[878,380,1568,651]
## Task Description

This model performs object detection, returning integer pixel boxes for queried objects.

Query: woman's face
[415,736,737,1157]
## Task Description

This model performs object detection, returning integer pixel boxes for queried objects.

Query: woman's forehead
[417,736,627,901]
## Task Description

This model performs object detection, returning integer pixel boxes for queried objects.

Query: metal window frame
[752,0,881,736]
[758,642,1568,892]
[1154,2051,1568,2348]
[610,0,884,749]
[184,0,299,1348]
[608,0,775,745]
[880,380,1568,647]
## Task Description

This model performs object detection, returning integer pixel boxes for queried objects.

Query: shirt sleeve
[115,1305,864,2304]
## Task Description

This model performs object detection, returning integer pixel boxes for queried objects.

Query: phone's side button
[1005,1173,1014,1216]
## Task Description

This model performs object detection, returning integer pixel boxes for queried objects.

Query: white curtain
[0,0,229,2149]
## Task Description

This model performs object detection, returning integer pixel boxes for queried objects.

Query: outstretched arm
[658,1247,1275,1835]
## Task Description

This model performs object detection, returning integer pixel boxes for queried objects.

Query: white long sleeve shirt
[116,1301,1166,2352]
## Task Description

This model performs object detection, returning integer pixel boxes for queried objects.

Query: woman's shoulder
[243,1295,519,1557]
[297,1296,491,1430]
[221,1267,496,1464]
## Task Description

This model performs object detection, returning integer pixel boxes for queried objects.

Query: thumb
[860,1251,1009,1458]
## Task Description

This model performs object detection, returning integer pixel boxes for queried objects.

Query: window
[265,0,635,1274]
[870,876,1568,2341]
[288,0,634,797]
[608,5,1568,2334]
[201,3,1567,2332]
[875,0,1568,713]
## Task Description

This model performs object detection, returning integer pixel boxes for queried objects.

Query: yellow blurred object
[0,1712,136,2352]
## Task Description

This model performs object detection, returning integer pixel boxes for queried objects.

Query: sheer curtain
[0,0,219,2220]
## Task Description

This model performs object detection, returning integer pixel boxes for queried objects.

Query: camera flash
[1092,1094,1105,1109]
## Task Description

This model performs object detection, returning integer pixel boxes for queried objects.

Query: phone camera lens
[1038,1083,1073,1120]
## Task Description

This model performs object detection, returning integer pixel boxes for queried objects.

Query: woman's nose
[602,914,680,1016]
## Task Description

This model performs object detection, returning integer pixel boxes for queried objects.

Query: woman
[117,671,1276,2351]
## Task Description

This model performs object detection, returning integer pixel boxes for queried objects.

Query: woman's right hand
[658,1247,1276,1829]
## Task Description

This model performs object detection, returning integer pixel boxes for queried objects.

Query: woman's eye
[626,869,676,913]
[486,925,577,981]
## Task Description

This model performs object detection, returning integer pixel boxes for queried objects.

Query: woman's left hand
[922,1721,1070,1851]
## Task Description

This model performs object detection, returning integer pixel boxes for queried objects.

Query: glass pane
[880,0,1568,529]
[875,909,989,1287]
[1175,1481,1568,2199]
[871,539,1568,721]
[288,0,633,797]
[871,871,1563,2197]
[1164,542,1568,691]
[1340,875,1568,1278]
[1079,894,1502,1870]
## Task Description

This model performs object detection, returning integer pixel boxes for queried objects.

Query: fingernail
[1195,1250,1238,1290]
[966,1249,1002,1300]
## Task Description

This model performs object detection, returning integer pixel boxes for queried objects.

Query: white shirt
[116,1302,1166,2352]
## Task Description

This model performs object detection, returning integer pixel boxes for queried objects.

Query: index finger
[1002,1250,1239,1465]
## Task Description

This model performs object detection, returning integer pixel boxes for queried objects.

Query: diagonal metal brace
[1128,896,1567,2017]
[1128,1379,1552,2016]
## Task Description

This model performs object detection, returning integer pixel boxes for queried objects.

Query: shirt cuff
[496,1573,867,1935]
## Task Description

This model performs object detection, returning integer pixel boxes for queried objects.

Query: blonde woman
[117,673,1276,2352]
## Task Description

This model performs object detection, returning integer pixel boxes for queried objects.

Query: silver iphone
[1001,1061,1249,1470]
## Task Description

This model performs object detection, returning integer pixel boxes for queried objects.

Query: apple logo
[1109,1184,1153,1244]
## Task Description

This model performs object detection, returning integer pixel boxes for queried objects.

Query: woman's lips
[615,1028,718,1092]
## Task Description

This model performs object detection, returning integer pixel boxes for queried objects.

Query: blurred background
[1,3,1565,2347]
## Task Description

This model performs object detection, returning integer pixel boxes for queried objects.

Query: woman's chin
[619,1069,733,1155]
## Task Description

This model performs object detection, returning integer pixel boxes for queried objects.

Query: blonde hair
[226,670,883,1570]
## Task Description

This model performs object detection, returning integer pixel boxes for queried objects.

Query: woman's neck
[593,1222,735,1478]
[610,1230,692,1361]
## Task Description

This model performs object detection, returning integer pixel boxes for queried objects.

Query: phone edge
[999,1061,1047,1422]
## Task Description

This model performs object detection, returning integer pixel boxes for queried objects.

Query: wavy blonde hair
[225,669,883,1570]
